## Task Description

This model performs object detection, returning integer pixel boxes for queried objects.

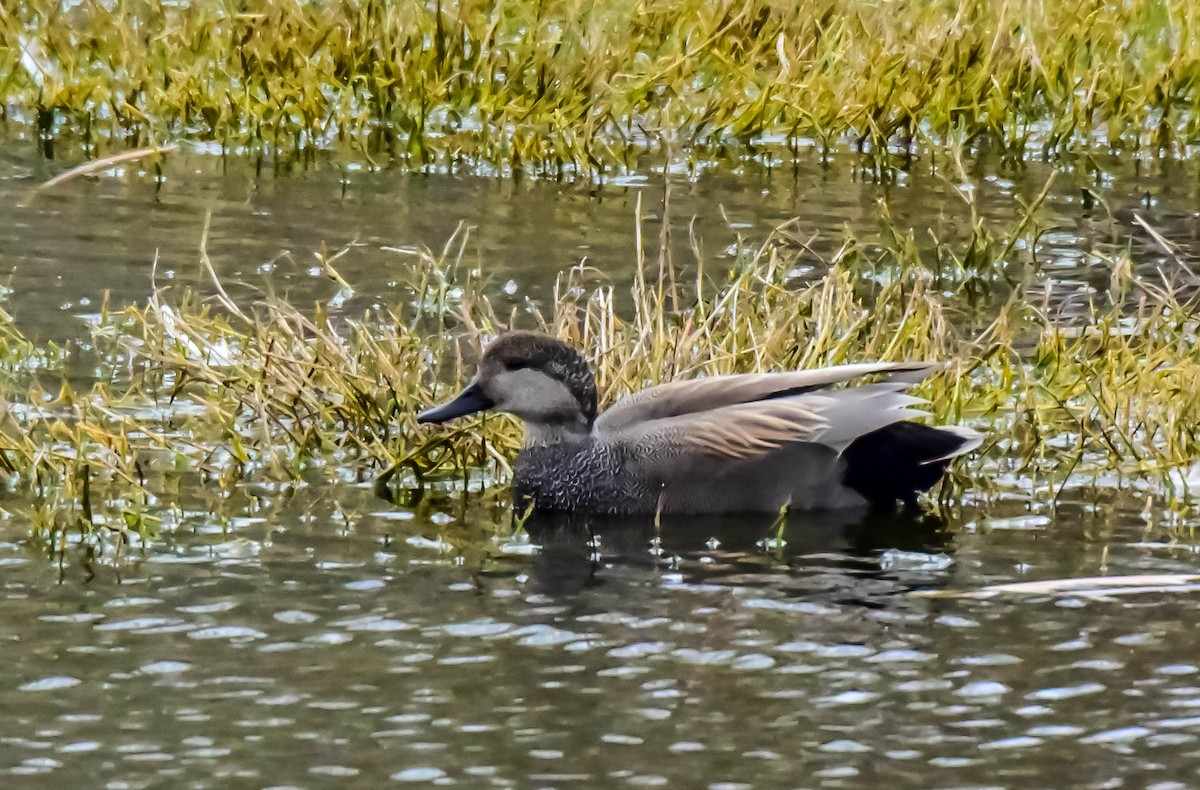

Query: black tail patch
[841,422,971,507]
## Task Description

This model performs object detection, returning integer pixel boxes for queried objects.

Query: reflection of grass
[3,0,1199,168]
[0,198,1199,547]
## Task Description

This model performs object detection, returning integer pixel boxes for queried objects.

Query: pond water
[2,145,1200,786]
[3,147,1199,341]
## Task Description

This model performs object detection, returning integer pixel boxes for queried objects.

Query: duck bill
[416,381,495,424]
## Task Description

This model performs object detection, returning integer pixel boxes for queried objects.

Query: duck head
[417,331,597,440]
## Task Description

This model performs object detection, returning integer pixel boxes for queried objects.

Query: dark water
[3,491,1200,787]
[3,146,1199,341]
[2,143,1200,786]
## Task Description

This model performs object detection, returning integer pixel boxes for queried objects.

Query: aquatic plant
[3,0,1200,170]
[0,195,1198,549]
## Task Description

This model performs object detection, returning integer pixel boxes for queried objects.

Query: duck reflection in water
[516,507,954,602]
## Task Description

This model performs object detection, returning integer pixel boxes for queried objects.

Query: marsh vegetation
[0,183,1196,548]
[0,0,1197,550]
[4,0,1200,171]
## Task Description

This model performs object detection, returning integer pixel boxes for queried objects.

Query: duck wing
[595,361,941,435]
[610,380,932,462]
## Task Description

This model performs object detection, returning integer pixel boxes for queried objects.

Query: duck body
[513,438,652,514]
[417,331,981,515]
[511,435,856,515]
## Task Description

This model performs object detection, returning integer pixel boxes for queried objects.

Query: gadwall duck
[417,332,981,515]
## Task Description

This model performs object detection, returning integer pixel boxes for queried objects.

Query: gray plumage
[417,331,982,515]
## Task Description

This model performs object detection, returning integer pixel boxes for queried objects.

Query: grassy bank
[3,0,1200,171]
[0,199,1197,547]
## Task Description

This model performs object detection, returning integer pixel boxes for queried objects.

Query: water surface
[3,147,1198,341]
[3,490,1199,786]
[1,144,1200,786]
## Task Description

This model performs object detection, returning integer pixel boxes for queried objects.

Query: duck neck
[521,415,593,448]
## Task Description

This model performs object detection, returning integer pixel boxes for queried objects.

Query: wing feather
[597,361,942,434]
[612,382,933,461]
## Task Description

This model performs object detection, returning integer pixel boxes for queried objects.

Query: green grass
[3,0,1200,171]
[0,190,1198,548]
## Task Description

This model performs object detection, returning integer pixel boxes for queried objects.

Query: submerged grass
[0,195,1199,549]
[4,0,1200,171]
